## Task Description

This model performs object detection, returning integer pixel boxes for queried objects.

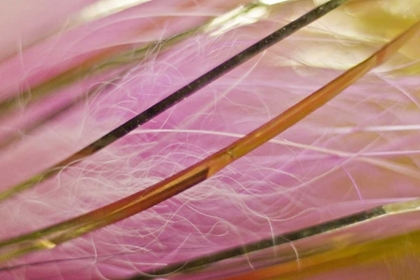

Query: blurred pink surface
[0,0,419,279]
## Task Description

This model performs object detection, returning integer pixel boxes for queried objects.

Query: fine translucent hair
[0,0,420,279]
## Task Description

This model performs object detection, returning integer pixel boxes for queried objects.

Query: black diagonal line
[0,205,385,274]
[1,0,348,199]
[128,206,385,279]
[85,0,348,153]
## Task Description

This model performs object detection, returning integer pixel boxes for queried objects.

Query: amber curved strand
[0,0,348,201]
[0,16,417,263]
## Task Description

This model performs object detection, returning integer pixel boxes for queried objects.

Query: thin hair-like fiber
[0,0,419,279]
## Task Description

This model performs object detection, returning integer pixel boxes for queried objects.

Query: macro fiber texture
[0,0,420,279]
